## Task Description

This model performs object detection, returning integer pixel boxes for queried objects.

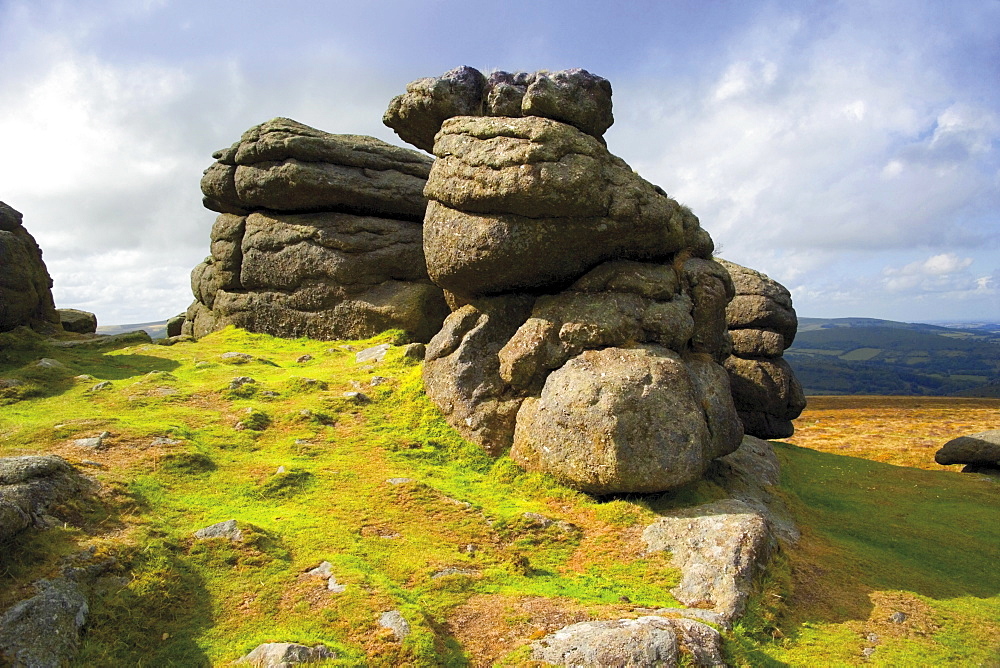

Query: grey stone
[57,308,98,334]
[88,381,112,392]
[194,519,243,541]
[236,642,336,666]
[422,116,712,299]
[889,611,907,624]
[221,352,254,363]
[935,430,1000,466]
[150,437,182,447]
[0,578,89,668]
[356,343,391,364]
[166,313,185,338]
[402,342,426,362]
[384,67,613,152]
[529,616,679,667]
[386,477,414,485]
[0,456,92,543]
[642,499,776,623]
[511,346,742,495]
[35,358,65,369]
[204,117,432,219]
[379,610,411,640]
[229,376,256,389]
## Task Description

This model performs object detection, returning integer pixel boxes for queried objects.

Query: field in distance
[783,395,1000,469]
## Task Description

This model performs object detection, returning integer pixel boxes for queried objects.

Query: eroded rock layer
[184,118,449,342]
[719,260,806,438]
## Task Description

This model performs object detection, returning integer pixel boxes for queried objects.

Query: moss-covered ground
[1,326,997,666]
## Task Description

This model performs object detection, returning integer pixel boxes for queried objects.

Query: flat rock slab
[642,498,776,623]
[0,578,89,668]
[528,615,724,667]
[194,519,243,541]
[935,430,1000,466]
[236,642,336,666]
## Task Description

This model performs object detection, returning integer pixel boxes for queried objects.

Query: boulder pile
[719,260,806,438]
[183,118,449,342]
[387,67,744,494]
[0,202,60,333]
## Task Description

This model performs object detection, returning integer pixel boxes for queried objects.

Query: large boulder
[719,260,805,438]
[57,309,97,334]
[935,430,1000,467]
[422,116,713,299]
[384,66,613,153]
[185,119,449,342]
[0,203,59,333]
[0,578,89,668]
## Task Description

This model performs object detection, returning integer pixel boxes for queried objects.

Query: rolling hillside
[787,318,1000,396]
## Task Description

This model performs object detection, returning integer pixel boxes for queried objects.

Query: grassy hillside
[1,327,998,666]
[787,318,1000,396]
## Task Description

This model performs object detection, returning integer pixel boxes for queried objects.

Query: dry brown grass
[781,395,1000,470]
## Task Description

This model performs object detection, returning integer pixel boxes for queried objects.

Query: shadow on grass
[772,441,1000,628]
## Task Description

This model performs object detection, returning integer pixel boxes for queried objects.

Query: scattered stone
[307,561,334,578]
[647,607,732,632]
[194,519,243,541]
[521,512,579,534]
[221,352,254,363]
[149,437,182,447]
[343,391,370,403]
[229,376,256,389]
[867,633,880,643]
[0,202,60,333]
[0,456,94,542]
[296,354,313,363]
[431,567,477,579]
[862,647,877,658]
[73,375,93,382]
[88,381,112,392]
[889,611,908,624]
[379,610,411,641]
[35,358,65,369]
[402,342,426,362]
[276,465,286,474]
[79,460,104,469]
[642,498,776,623]
[57,308,98,334]
[935,430,1000,467]
[0,578,89,667]
[73,435,106,449]
[235,642,336,666]
[369,376,388,386]
[386,477,414,485]
[356,344,391,364]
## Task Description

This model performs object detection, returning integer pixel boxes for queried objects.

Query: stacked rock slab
[0,202,60,333]
[719,260,806,439]
[387,67,743,495]
[184,118,449,343]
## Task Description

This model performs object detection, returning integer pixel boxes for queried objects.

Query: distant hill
[787,317,1000,397]
[96,320,168,338]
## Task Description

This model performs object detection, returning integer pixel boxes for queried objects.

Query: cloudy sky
[1,0,997,325]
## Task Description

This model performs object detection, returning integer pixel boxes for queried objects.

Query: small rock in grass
[150,437,182,447]
[79,460,105,468]
[344,391,369,403]
[74,432,109,449]
[369,376,389,386]
[862,647,877,658]
[889,611,907,624]
[307,561,333,578]
[296,354,313,363]
[236,642,336,666]
[386,477,414,485]
[194,519,243,541]
[402,342,426,362]
[867,632,879,643]
[88,381,112,392]
[72,375,92,382]
[355,344,391,364]
[379,610,411,640]
[276,465,286,474]
[327,576,346,593]
[431,567,477,578]
[36,358,65,369]
[220,352,254,364]
[229,376,256,389]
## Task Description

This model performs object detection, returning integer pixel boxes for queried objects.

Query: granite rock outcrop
[184,118,449,342]
[0,202,60,334]
[719,260,806,439]
[392,66,743,494]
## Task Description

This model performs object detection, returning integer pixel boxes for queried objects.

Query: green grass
[1,326,998,666]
